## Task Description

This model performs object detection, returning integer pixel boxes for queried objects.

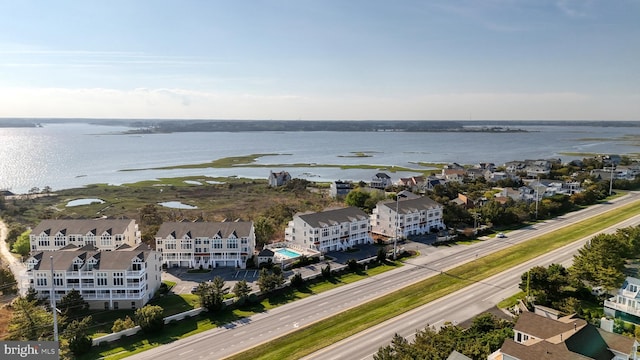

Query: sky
[0,0,638,120]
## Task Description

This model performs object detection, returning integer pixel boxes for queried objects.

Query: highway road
[127,193,640,360]
[304,213,640,360]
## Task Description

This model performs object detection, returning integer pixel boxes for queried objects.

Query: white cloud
[0,87,637,121]
[556,0,594,17]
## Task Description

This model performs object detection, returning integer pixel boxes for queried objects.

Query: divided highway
[127,193,640,360]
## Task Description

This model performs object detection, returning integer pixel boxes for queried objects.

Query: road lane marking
[179,350,193,355]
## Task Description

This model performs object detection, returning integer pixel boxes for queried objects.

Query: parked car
[496,232,506,238]
[191,286,199,294]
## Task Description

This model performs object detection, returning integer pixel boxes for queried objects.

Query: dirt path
[0,219,26,294]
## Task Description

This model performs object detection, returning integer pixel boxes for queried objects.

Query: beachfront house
[330,180,353,198]
[29,219,141,252]
[488,311,639,360]
[370,195,445,238]
[268,170,292,187]
[371,172,392,189]
[284,207,372,253]
[155,221,255,269]
[25,243,161,310]
[604,277,640,325]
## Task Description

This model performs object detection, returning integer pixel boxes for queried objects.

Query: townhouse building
[284,207,372,253]
[371,196,445,238]
[30,219,141,252]
[155,221,255,269]
[26,243,161,310]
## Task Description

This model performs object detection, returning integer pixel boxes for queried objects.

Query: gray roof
[446,350,472,360]
[32,219,136,237]
[296,207,369,227]
[380,196,441,214]
[155,221,253,239]
[29,244,152,271]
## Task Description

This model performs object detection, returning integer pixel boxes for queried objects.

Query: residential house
[604,277,640,325]
[268,170,292,187]
[256,248,275,267]
[30,219,141,252]
[397,176,425,191]
[155,221,255,269]
[465,168,485,180]
[371,172,392,190]
[485,171,510,182]
[488,311,639,360]
[284,207,372,253]
[477,162,497,172]
[371,196,445,238]
[424,177,446,191]
[451,193,475,209]
[442,168,465,183]
[25,243,161,310]
[330,180,353,198]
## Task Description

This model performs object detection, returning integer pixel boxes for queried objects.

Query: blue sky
[0,0,638,120]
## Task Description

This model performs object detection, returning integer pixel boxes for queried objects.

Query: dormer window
[629,284,638,292]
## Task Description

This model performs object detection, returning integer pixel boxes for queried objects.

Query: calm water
[0,122,638,194]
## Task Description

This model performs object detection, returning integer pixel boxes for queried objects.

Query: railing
[604,299,640,317]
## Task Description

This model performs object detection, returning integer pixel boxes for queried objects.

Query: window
[104,302,109,310]
[165,240,176,250]
[241,238,248,244]
[54,234,66,247]
[96,272,108,286]
[53,273,64,287]
[228,239,238,249]
[113,302,119,310]
[322,228,329,237]
[213,239,223,249]
[38,235,50,247]
[36,273,48,287]
[131,302,136,310]
[113,272,124,286]
[629,284,638,292]
[132,263,142,271]
[115,235,124,242]
[180,241,192,250]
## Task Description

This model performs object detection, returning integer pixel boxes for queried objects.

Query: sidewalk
[0,219,27,296]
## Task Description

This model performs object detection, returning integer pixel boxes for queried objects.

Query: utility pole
[609,163,615,196]
[50,256,58,342]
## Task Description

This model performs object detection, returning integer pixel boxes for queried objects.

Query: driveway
[163,266,262,294]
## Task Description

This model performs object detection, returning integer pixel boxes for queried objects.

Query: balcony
[604,299,640,317]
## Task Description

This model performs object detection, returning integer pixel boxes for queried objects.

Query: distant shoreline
[2,118,640,132]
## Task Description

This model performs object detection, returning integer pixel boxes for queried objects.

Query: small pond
[158,201,198,209]
[66,198,105,207]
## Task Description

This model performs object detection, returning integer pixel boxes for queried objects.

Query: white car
[496,233,506,238]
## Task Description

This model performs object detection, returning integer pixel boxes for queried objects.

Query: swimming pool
[275,248,301,258]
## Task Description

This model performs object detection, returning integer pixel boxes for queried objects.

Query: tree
[377,247,387,262]
[58,289,89,315]
[257,267,284,293]
[345,190,371,210]
[254,216,276,248]
[232,279,252,301]
[63,316,93,357]
[570,233,627,290]
[134,305,164,333]
[198,276,229,311]
[11,229,31,257]
[7,297,53,340]
[24,287,40,303]
[112,316,136,333]
[0,267,18,295]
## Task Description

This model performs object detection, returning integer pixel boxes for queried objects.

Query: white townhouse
[155,221,255,269]
[30,219,140,252]
[371,172,392,189]
[26,243,161,310]
[371,196,445,238]
[284,207,372,253]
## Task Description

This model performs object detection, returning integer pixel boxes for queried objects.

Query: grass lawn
[225,199,640,360]
[85,262,400,359]
[497,291,525,309]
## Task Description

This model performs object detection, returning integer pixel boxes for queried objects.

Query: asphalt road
[303,213,640,360]
[127,192,640,360]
